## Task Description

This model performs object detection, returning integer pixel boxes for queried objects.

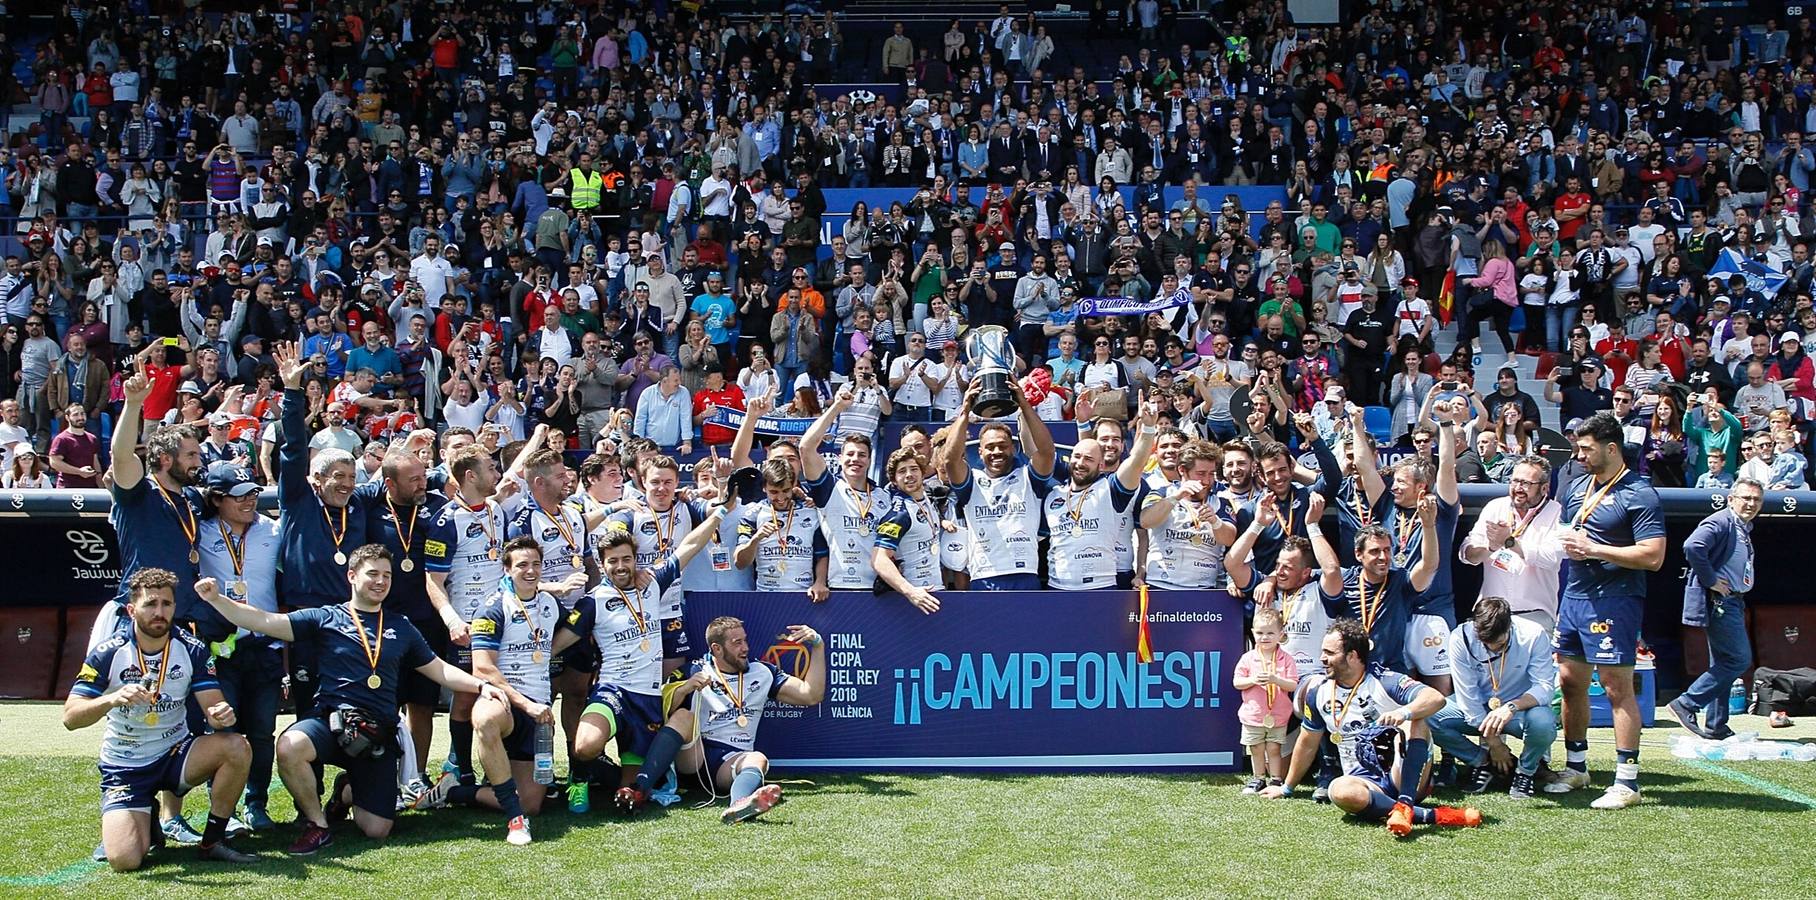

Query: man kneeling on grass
[1261,619,1483,837]
[64,568,258,870]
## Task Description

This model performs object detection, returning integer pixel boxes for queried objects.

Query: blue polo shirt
[108,477,222,637]
[277,388,368,607]
[288,604,435,717]
[1559,469,1665,600]
[358,481,447,621]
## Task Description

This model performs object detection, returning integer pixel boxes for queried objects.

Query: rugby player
[556,489,733,814]
[941,377,1058,591]
[424,445,510,786]
[1138,439,1236,590]
[1351,399,1464,693]
[1217,441,1262,510]
[735,459,829,601]
[195,545,510,855]
[1228,415,1340,576]
[64,569,257,870]
[801,388,892,592]
[1430,596,1559,800]
[1261,620,1482,836]
[1042,395,1159,590]
[421,536,564,844]
[607,455,712,676]
[1231,518,1341,679]
[874,447,948,612]
[1319,498,1442,675]
[1552,412,1665,809]
[195,462,282,831]
[670,616,827,824]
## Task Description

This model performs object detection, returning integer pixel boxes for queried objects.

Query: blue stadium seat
[1363,405,1393,445]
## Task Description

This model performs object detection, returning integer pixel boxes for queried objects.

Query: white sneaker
[506,815,532,846]
[1541,768,1591,794]
[1589,783,1642,810]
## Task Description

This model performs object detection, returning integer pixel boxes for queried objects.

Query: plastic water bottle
[1794,744,1816,762]
[533,723,555,785]
[1588,670,1605,697]
[1730,679,1748,715]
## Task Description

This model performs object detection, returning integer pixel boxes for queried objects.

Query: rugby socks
[448,784,483,806]
[1409,805,1436,825]
[1615,748,1641,792]
[730,767,765,805]
[493,778,524,820]
[1397,739,1430,806]
[634,726,686,792]
[201,813,231,846]
[449,720,475,782]
[569,757,594,787]
[1361,789,1398,820]
[1565,740,1589,774]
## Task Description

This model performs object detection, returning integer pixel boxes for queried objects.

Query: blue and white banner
[684,589,1245,772]
[707,405,817,437]
[1075,286,1193,318]
[1708,248,1788,300]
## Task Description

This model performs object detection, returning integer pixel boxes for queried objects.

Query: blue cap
[204,461,259,497]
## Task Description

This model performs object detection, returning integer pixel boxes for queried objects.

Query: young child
[1771,428,1808,489]
[1232,608,1298,793]
[1695,448,1735,490]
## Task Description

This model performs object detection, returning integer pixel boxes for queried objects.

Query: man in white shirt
[699,165,734,222]
[408,235,456,310]
[1458,454,1565,633]
[887,334,942,422]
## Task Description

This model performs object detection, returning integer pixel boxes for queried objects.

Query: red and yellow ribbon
[1136,584,1154,664]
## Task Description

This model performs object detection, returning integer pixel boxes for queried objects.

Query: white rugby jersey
[1141,491,1231,590]
[875,491,943,589]
[562,558,681,696]
[1300,668,1426,775]
[470,589,562,705]
[1043,473,1138,590]
[71,630,219,768]
[503,496,594,609]
[805,471,890,589]
[606,499,705,619]
[953,464,1052,581]
[1272,578,1331,677]
[737,501,825,591]
[689,656,789,751]
[424,499,509,620]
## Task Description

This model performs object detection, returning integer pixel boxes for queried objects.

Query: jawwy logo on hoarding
[67,530,111,566]
[763,641,810,679]
[891,650,1222,726]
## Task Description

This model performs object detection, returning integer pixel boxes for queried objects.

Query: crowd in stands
[1,0,1815,491]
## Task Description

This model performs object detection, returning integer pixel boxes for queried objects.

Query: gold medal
[532,650,544,663]
[488,547,500,560]
[233,580,248,597]
[144,711,160,726]
[737,714,749,728]
[366,674,383,689]
[188,548,200,565]
[1329,732,1342,745]
[334,551,348,566]
[400,557,415,573]
[1264,715,1275,728]
[640,639,650,653]
[1488,697,1502,710]
[571,554,584,569]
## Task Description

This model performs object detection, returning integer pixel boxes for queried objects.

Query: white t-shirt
[889,354,937,407]
[444,396,489,433]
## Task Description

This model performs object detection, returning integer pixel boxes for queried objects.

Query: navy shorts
[584,683,666,760]
[98,737,196,814]
[503,707,540,763]
[662,615,692,658]
[288,716,400,820]
[1554,593,1643,666]
[552,638,599,678]
[400,616,450,707]
[699,738,751,778]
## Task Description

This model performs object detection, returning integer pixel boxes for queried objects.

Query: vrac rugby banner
[684,590,1246,772]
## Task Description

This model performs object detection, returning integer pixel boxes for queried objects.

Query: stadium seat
[1363,406,1394,444]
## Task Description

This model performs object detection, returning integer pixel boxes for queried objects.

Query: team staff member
[801,392,892,592]
[421,536,563,845]
[671,616,827,824]
[874,447,947,612]
[1044,397,1159,590]
[357,445,448,788]
[1319,497,1442,674]
[682,456,752,592]
[1138,439,1236,590]
[557,492,730,814]
[1261,620,1481,837]
[195,545,510,855]
[605,455,707,674]
[424,445,511,787]
[1458,454,1564,633]
[1430,596,1560,800]
[1230,417,1341,576]
[274,343,368,716]
[196,461,283,832]
[1353,400,1462,692]
[735,459,829,601]
[65,569,257,871]
[502,443,598,806]
[1552,411,1666,809]
[942,379,1059,590]
[1669,478,1763,742]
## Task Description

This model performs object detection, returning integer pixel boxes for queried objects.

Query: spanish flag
[1136,584,1154,664]
[1436,269,1457,326]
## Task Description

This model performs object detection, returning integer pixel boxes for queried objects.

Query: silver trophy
[963,325,1020,418]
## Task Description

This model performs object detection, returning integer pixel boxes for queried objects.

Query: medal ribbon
[155,482,198,553]
[1572,467,1627,529]
[1506,502,1542,544]
[348,602,385,680]
[218,520,247,596]
[508,591,547,652]
[320,500,348,552]
[711,661,748,714]
[614,583,651,637]
[651,501,679,551]
[537,502,583,558]
[133,640,170,704]
[387,496,419,556]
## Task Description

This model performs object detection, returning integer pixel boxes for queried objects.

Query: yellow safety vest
[570,168,603,210]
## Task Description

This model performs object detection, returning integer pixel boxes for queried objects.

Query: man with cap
[195,461,284,830]
[1546,356,1614,426]
[199,411,249,467]
[534,189,572,278]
